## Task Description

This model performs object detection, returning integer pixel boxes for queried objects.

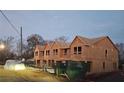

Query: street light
[0,44,5,49]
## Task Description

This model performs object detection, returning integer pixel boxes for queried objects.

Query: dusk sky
[0,10,124,43]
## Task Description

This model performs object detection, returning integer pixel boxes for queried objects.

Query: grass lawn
[0,65,66,82]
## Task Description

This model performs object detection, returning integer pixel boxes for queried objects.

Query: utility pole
[20,27,23,60]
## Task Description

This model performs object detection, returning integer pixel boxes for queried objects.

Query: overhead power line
[0,10,23,59]
[0,10,20,34]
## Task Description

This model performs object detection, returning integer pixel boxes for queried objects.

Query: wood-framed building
[34,36,119,74]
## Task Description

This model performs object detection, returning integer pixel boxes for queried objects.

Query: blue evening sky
[0,10,124,43]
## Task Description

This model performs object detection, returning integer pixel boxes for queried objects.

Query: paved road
[0,65,63,82]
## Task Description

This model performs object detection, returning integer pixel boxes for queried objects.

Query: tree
[0,36,16,64]
[55,36,68,42]
[116,43,124,69]
[27,34,45,50]
[26,34,45,58]
[116,43,124,62]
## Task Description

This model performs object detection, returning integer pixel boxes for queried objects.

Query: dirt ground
[85,71,124,82]
[0,65,66,82]
[94,71,124,82]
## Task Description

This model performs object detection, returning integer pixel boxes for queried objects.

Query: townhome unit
[34,45,45,67]
[70,36,119,74]
[34,36,119,74]
[44,42,54,67]
[51,41,70,63]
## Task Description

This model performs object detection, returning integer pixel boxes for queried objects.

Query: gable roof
[104,36,119,52]
[35,45,45,51]
[51,40,70,49]
[77,36,106,45]
[44,42,54,49]
[71,36,118,51]
[35,35,118,52]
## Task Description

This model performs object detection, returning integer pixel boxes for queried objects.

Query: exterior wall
[51,42,61,61]
[70,37,87,61]
[34,46,39,60]
[44,42,71,67]
[60,48,70,61]
[86,38,118,74]
[44,44,53,67]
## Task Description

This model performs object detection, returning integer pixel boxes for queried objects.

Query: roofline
[92,36,107,45]
[35,36,119,53]
[93,36,119,52]
[106,36,119,52]
[70,36,90,47]
[69,36,77,47]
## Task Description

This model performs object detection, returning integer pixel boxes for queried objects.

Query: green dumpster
[55,61,90,80]
[66,61,88,80]
[55,61,67,76]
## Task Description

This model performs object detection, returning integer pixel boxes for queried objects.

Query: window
[53,49,55,55]
[46,50,50,56]
[56,49,58,55]
[103,62,105,69]
[53,49,58,55]
[48,50,50,55]
[40,51,44,56]
[42,51,44,56]
[105,49,107,58]
[78,46,82,54]
[64,49,68,55]
[35,51,38,56]
[74,46,82,54]
[74,47,77,54]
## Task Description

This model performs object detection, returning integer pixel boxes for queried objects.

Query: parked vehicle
[4,60,26,71]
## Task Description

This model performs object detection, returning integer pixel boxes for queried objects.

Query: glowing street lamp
[0,44,5,49]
